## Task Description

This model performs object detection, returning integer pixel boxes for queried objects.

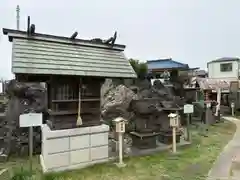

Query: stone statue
[161,70,170,83]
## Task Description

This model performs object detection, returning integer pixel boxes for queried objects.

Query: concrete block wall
[40,124,109,172]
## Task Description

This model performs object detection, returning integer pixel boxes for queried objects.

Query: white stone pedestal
[40,124,109,173]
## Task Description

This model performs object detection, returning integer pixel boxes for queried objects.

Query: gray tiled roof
[3,28,137,78]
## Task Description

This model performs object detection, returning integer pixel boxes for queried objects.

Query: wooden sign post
[19,113,43,172]
[199,102,211,136]
[183,104,194,141]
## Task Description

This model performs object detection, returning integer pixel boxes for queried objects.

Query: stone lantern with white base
[168,113,179,154]
[113,117,127,168]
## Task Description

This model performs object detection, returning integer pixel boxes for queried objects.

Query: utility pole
[16,5,20,30]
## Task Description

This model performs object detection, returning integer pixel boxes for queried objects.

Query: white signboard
[184,104,194,114]
[19,113,43,127]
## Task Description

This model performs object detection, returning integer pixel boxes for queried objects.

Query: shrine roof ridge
[2,28,126,51]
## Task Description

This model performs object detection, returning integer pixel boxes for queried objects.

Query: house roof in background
[208,57,240,64]
[147,58,189,70]
[3,28,137,78]
[191,77,234,90]
[189,70,207,76]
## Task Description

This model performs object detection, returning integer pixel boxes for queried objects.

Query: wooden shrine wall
[48,76,104,130]
[16,74,105,130]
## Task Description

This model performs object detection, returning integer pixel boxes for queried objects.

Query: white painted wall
[0,83,2,93]
[208,60,239,79]
[40,124,109,173]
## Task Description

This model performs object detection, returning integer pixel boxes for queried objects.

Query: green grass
[0,121,236,180]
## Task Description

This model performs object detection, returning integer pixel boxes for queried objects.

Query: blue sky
[0,0,239,79]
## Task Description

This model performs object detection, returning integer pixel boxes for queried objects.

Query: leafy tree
[129,59,148,79]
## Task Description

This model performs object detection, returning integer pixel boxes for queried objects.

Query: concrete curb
[0,168,11,180]
[206,116,240,180]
